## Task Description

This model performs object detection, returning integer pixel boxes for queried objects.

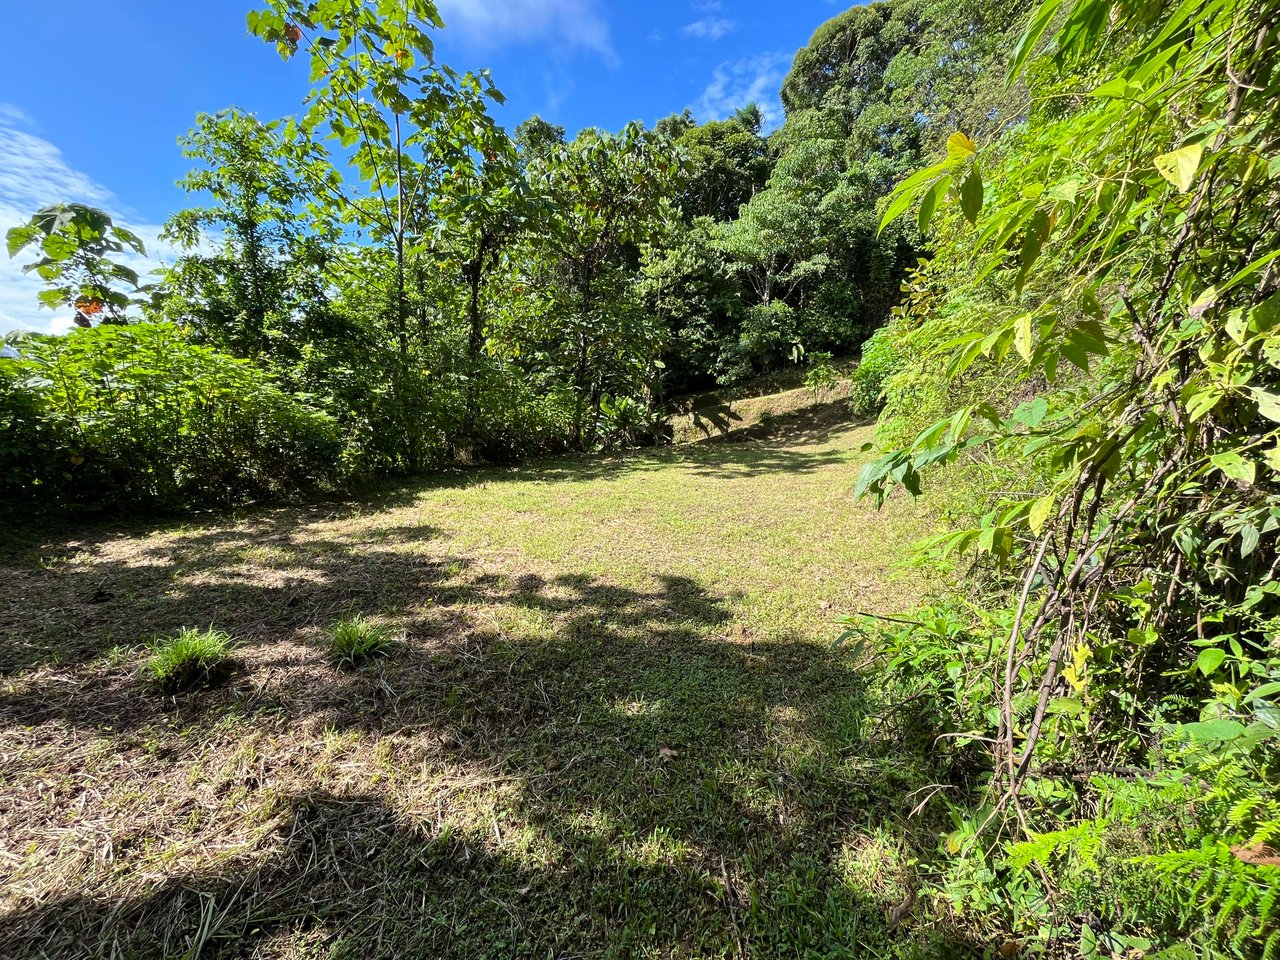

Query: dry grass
[666,385,856,444]
[0,406,964,959]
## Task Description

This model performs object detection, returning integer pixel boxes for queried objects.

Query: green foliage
[517,123,678,448]
[804,352,839,398]
[853,0,1280,950]
[164,109,335,363]
[667,111,771,223]
[327,615,397,668]
[0,324,338,511]
[6,203,151,327]
[848,327,902,417]
[145,627,235,694]
[640,217,746,392]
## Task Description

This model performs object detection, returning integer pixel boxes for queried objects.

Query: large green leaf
[959,166,984,224]
[1154,144,1203,193]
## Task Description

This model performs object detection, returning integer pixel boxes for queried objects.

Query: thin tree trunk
[394,114,408,362]
[462,247,486,451]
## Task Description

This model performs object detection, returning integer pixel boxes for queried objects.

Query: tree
[163,110,333,361]
[6,204,149,327]
[524,124,679,447]
[514,115,566,166]
[248,0,504,362]
[640,217,746,390]
[429,124,536,445]
[731,102,764,135]
[670,114,772,223]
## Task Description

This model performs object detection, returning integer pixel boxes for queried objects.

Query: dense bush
[0,323,339,512]
[852,0,1280,951]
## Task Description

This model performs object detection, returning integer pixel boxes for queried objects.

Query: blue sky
[1,0,847,333]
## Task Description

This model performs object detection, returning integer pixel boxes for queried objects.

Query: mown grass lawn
[0,405,964,959]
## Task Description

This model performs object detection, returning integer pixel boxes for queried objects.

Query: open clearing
[0,406,956,959]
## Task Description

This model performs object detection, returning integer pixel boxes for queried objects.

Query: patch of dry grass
[666,386,858,444]
[0,407,961,959]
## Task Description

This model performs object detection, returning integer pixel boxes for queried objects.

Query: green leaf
[1177,719,1246,743]
[1154,144,1203,193]
[1048,696,1083,717]
[1185,386,1223,422]
[1210,451,1255,485]
[959,166,983,224]
[946,132,977,159]
[1014,312,1034,362]
[1245,681,1280,703]
[5,224,40,258]
[918,176,950,235]
[1007,0,1065,82]
[1196,648,1227,676]
[1029,494,1056,533]
[1241,523,1260,558]
[1015,210,1051,293]
[1250,388,1280,423]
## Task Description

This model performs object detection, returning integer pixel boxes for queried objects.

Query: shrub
[804,351,839,398]
[145,627,234,694]
[1,323,340,513]
[328,615,397,668]
[846,327,900,417]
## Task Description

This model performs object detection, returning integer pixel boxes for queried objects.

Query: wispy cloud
[435,0,616,65]
[681,17,737,41]
[693,53,792,130]
[0,106,171,335]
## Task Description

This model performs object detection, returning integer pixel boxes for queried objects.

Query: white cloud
[692,0,724,11]
[0,103,32,127]
[435,0,616,64]
[0,106,172,336]
[693,53,792,130]
[682,17,737,40]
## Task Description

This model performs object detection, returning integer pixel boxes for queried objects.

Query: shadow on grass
[0,604,984,958]
[0,402,870,677]
[0,408,980,958]
[0,786,982,959]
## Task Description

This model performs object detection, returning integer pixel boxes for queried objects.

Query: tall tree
[163,110,333,361]
[525,124,678,447]
[248,0,504,362]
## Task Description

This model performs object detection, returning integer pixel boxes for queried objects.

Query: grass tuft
[328,615,397,668]
[144,627,234,694]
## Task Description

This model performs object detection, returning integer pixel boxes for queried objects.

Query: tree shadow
[0,785,986,959]
[0,602,985,957]
[687,402,746,439]
[0,418,982,957]
[691,399,869,448]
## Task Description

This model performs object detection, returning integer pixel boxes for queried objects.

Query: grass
[144,627,234,694]
[327,614,397,668]
[666,381,858,444]
[0,406,967,959]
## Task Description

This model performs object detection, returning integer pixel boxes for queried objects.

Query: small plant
[804,351,839,398]
[145,627,234,693]
[328,615,397,668]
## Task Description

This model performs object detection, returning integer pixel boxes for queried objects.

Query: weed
[327,615,397,668]
[144,627,234,694]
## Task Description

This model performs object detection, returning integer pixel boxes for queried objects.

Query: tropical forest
[1,0,1277,956]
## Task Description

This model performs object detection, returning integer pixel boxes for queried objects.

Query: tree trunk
[461,251,485,455]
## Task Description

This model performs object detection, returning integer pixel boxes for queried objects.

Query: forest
[1,0,1277,957]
